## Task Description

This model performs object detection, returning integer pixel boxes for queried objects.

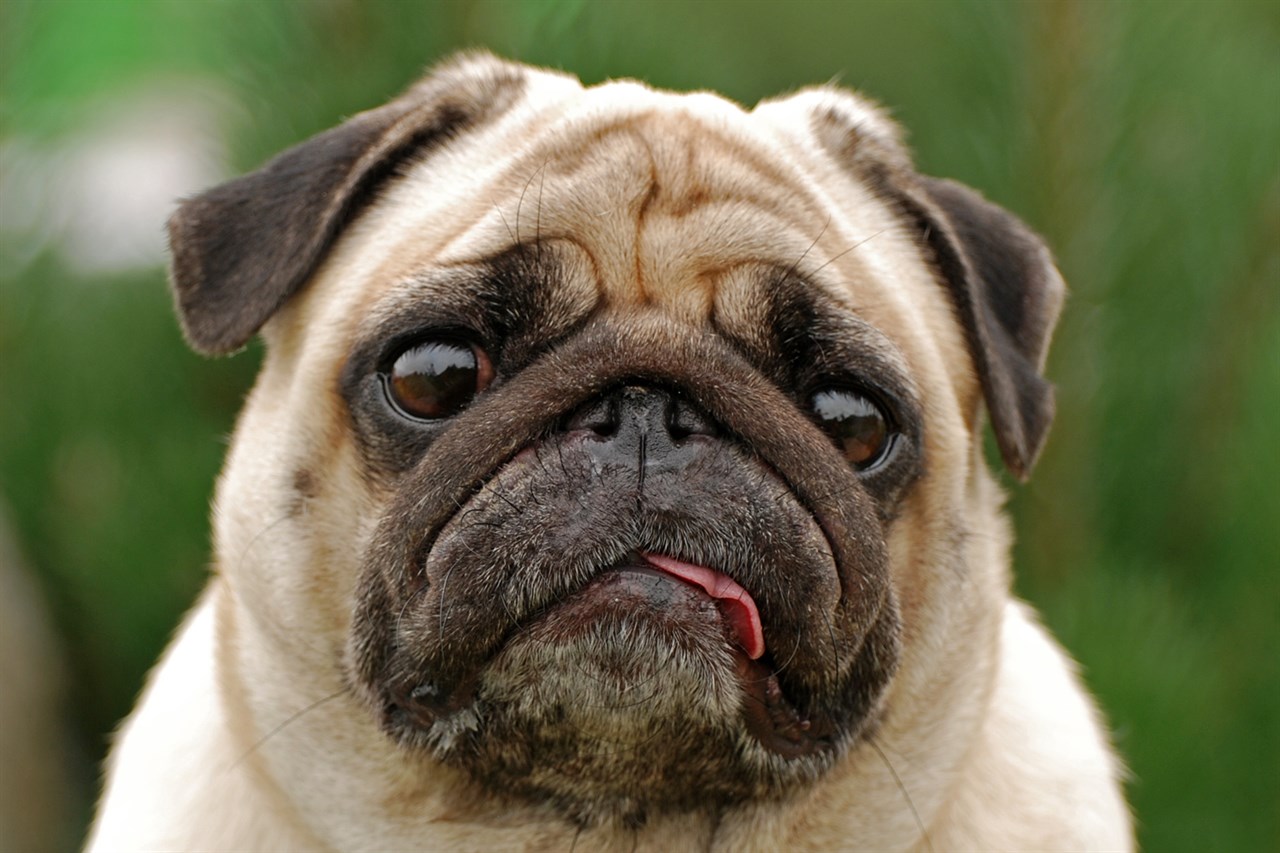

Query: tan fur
[89,55,1131,851]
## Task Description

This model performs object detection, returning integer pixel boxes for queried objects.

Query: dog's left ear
[167,53,527,355]
[896,176,1065,480]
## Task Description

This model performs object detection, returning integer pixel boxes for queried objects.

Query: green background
[1,1,1276,849]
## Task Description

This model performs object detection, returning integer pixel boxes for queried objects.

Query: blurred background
[1,0,1276,849]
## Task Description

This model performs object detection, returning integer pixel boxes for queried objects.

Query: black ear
[897,176,1065,479]
[167,54,526,355]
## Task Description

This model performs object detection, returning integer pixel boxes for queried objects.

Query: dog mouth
[635,554,831,757]
[384,546,835,761]
[637,552,765,660]
[591,554,830,757]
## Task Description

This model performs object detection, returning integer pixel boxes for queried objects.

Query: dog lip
[382,549,839,762]
[736,656,834,758]
[639,552,765,659]
[632,554,836,758]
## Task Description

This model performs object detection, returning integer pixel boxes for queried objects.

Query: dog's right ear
[168,53,527,355]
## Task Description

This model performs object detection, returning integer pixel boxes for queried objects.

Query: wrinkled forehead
[341,74,901,326]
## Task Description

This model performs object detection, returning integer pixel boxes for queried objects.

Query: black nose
[564,386,720,471]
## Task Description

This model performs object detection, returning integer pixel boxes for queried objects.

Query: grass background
[1,0,1276,849]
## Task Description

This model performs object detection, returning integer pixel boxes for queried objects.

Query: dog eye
[384,339,494,420]
[810,388,892,469]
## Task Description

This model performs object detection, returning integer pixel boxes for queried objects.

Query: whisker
[233,512,294,568]
[436,556,466,635]
[515,163,546,246]
[494,203,516,245]
[231,689,347,769]
[807,228,888,278]
[868,736,932,852]
[818,606,841,683]
[536,158,549,261]
[783,215,831,281]
[394,585,426,639]
[758,620,805,680]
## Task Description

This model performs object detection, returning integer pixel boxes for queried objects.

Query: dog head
[171,54,1063,828]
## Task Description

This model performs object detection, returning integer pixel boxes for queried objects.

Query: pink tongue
[640,553,765,660]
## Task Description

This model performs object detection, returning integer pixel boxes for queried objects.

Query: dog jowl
[90,54,1131,851]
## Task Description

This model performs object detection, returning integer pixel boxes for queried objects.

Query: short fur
[89,54,1131,851]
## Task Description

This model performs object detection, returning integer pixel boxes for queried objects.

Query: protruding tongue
[641,553,765,660]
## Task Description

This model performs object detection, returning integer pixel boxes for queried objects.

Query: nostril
[566,396,619,437]
[668,396,718,441]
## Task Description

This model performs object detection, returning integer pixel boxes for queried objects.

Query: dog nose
[565,386,719,470]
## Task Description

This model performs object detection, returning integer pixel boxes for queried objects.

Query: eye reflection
[810,388,890,469]
[386,340,493,419]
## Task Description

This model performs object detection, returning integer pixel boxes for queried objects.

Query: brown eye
[811,388,891,469]
[385,339,493,420]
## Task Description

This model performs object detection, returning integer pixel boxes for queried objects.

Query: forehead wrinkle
[352,82,890,345]
[509,111,854,324]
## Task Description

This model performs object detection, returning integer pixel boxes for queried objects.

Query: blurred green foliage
[1,0,1276,849]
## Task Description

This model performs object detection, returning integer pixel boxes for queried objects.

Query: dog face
[170,55,1062,827]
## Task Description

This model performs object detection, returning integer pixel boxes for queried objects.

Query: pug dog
[88,54,1132,851]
